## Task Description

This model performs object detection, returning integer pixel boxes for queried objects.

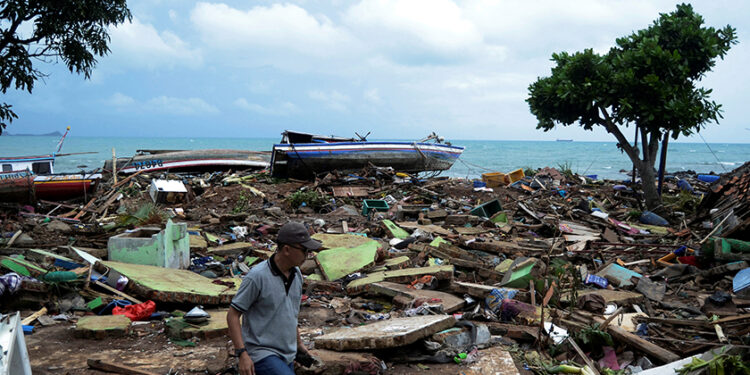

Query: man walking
[227,221,322,375]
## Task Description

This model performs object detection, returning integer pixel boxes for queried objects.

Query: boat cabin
[0,155,55,174]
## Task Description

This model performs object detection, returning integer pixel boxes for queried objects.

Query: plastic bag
[113,300,156,321]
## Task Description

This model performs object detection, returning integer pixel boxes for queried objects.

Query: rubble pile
[1,164,749,375]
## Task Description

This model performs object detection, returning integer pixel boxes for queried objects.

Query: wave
[719,162,736,166]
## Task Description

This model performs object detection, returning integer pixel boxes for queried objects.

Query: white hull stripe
[120,158,269,174]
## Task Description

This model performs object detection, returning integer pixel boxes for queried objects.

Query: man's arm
[227,306,254,375]
[297,326,309,355]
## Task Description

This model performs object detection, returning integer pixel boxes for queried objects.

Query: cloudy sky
[5,0,749,142]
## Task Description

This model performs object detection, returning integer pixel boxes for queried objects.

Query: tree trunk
[638,160,661,211]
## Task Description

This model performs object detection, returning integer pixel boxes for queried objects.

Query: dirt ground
[25,305,533,375]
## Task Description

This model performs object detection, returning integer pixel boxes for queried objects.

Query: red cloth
[113,300,156,321]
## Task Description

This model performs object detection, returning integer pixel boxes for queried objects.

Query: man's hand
[238,352,254,375]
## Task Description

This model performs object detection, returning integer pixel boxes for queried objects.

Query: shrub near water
[286,190,328,212]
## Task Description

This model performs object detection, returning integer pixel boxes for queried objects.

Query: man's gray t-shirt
[230,256,302,364]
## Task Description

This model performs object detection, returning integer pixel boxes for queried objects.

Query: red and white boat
[0,128,101,202]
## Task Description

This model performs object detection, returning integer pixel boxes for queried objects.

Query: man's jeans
[254,355,294,375]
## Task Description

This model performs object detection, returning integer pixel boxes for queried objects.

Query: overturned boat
[103,149,271,175]
[270,131,464,179]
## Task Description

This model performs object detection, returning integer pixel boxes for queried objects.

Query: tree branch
[599,107,641,162]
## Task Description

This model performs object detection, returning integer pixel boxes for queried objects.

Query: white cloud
[105,92,136,107]
[190,3,355,60]
[363,89,381,104]
[234,98,297,116]
[344,0,483,63]
[168,9,178,22]
[109,18,202,69]
[146,96,219,115]
[308,90,350,112]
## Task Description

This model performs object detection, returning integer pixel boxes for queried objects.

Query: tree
[527,4,737,210]
[0,0,131,134]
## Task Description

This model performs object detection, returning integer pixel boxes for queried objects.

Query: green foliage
[0,0,132,133]
[557,162,574,179]
[677,348,750,375]
[575,324,614,358]
[286,189,328,211]
[627,210,643,220]
[523,166,537,177]
[115,203,165,228]
[527,4,737,210]
[232,191,250,214]
[662,190,702,216]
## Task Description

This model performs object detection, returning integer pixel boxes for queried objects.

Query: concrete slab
[297,349,382,375]
[368,281,465,313]
[181,310,228,339]
[314,315,455,351]
[102,261,240,304]
[346,265,454,294]
[464,346,521,375]
[316,241,379,281]
[207,242,253,256]
[383,256,411,270]
[396,222,453,236]
[381,220,409,239]
[75,315,131,339]
[189,234,207,251]
[312,233,376,250]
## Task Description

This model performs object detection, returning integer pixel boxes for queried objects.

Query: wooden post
[111,147,117,185]
[657,131,669,196]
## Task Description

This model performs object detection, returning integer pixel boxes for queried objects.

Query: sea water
[1,136,748,181]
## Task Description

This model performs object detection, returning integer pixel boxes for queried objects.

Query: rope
[697,132,728,172]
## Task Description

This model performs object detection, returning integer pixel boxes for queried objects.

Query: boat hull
[104,149,271,175]
[0,171,35,203]
[33,174,101,201]
[271,142,464,178]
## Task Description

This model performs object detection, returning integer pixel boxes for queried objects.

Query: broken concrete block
[312,233,377,250]
[108,219,190,269]
[368,281,465,313]
[181,310,228,339]
[445,215,470,226]
[596,263,642,287]
[316,241,379,281]
[75,315,131,339]
[383,256,411,270]
[346,265,454,294]
[102,261,240,304]
[381,220,409,239]
[297,350,381,375]
[431,324,490,349]
[463,346,521,375]
[189,234,207,251]
[207,242,253,256]
[314,315,455,351]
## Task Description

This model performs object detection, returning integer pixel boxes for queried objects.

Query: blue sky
[4,0,750,142]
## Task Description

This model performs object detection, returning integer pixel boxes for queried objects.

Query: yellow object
[508,168,525,183]
[482,172,510,187]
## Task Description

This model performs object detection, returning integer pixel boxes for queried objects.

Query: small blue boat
[270,131,464,178]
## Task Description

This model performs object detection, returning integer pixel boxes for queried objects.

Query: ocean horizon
[1,135,748,181]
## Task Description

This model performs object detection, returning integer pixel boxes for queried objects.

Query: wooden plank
[87,359,159,375]
[92,280,143,304]
[594,317,680,363]
[21,307,47,325]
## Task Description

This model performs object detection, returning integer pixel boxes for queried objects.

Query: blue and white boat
[270,131,464,178]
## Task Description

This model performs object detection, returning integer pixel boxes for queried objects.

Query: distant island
[2,131,63,137]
